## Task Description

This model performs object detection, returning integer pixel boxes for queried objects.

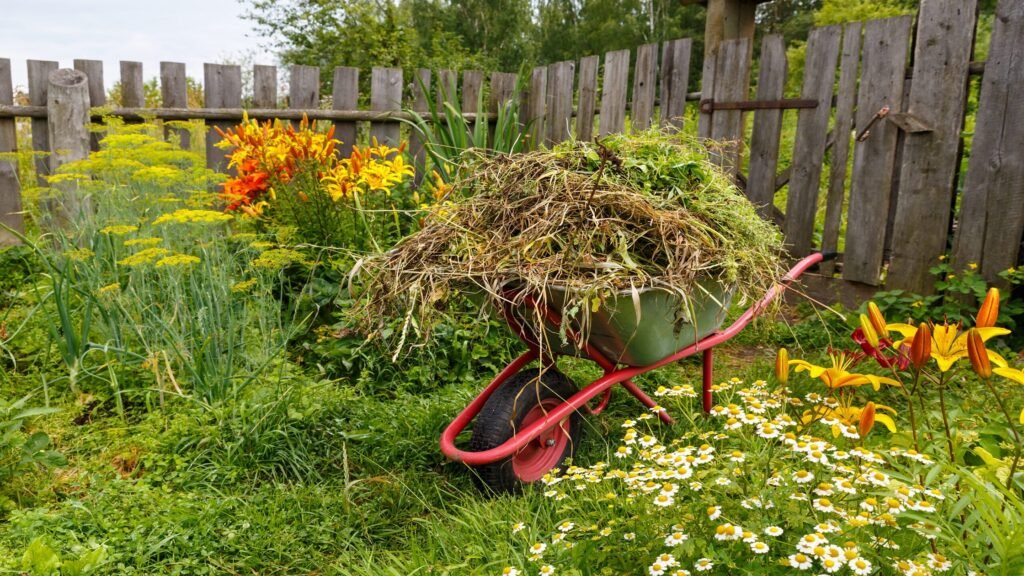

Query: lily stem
[981,378,1022,491]
[936,372,956,465]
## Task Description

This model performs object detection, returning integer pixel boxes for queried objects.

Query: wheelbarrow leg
[702,348,714,414]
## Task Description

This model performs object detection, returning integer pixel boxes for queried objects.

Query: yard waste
[356,131,785,357]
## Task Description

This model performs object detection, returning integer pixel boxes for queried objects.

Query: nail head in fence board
[782,26,841,257]
[546,61,575,145]
[119,61,144,108]
[820,22,863,277]
[72,59,104,151]
[746,35,787,221]
[28,59,59,185]
[576,55,599,141]
[660,39,692,132]
[599,49,630,137]
[161,62,190,150]
[527,66,548,148]
[842,16,913,285]
[0,59,22,245]
[489,72,518,114]
[332,67,359,158]
[462,70,483,114]
[204,63,243,172]
[370,67,402,146]
[410,69,431,184]
[887,0,978,292]
[253,65,278,108]
[953,0,1024,284]
[632,43,658,131]
[709,38,752,174]
[47,68,92,222]
[290,65,320,110]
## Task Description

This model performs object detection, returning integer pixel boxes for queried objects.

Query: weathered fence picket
[2,2,1022,300]
[72,59,104,151]
[0,58,21,245]
[783,26,840,257]
[843,16,913,285]
[953,0,1024,285]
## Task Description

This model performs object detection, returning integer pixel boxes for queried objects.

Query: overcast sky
[0,0,276,92]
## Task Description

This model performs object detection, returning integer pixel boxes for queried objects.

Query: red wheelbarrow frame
[440,252,828,467]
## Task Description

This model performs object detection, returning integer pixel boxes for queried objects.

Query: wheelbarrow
[440,252,830,493]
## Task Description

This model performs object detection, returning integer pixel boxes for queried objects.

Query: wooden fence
[2,0,1023,303]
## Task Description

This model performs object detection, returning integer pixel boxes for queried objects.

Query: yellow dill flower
[132,165,186,187]
[155,254,200,268]
[124,237,163,247]
[64,248,95,261]
[153,209,233,225]
[250,241,275,250]
[100,224,139,236]
[252,248,308,269]
[231,279,258,293]
[118,247,171,267]
[97,282,121,294]
[46,172,90,184]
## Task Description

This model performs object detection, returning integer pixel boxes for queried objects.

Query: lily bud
[776,348,789,384]
[910,323,932,369]
[867,302,889,339]
[976,287,1000,328]
[967,328,992,378]
[859,402,876,438]
[859,314,880,348]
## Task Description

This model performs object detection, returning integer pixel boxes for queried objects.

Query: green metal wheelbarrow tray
[440,252,831,494]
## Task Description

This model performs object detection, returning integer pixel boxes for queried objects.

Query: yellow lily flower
[776,348,789,384]
[887,322,1010,372]
[790,353,900,391]
[994,366,1024,385]
[801,403,897,437]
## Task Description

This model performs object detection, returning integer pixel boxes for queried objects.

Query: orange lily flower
[860,402,877,438]
[859,314,880,348]
[866,302,890,339]
[909,323,932,369]
[976,287,1000,328]
[888,321,1009,372]
[966,329,992,378]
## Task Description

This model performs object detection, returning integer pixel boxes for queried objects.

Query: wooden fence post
[546,61,574,145]
[332,67,359,158]
[120,61,144,107]
[631,43,658,131]
[576,56,599,141]
[598,50,629,137]
[252,65,278,108]
[746,34,787,221]
[0,59,22,246]
[660,39,692,132]
[410,68,431,183]
[47,68,91,223]
[72,59,104,151]
[709,37,752,175]
[290,65,319,114]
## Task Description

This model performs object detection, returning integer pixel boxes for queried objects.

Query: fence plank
[888,0,978,292]
[784,26,841,256]
[709,38,752,174]
[204,63,242,171]
[842,16,913,285]
[746,35,787,221]
[489,72,518,113]
[953,0,1024,283]
[438,69,457,108]
[526,66,547,148]
[0,59,22,245]
[290,64,320,125]
[546,61,574,144]
[462,70,483,114]
[370,67,402,146]
[28,60,59,186]
[332,67,358,158]
[410,69,431,184]
[660,38,692,132]
[820,22,863,277]
[253,65,277,108]
[576,55,599,141]
[73,59,104,151]
[119,61,144,107]
[631,43,658,131]
[599,49,630,137]
[697,47,716,140]
[160,62,190,150]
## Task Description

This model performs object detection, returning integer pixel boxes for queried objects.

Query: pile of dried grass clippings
[354,130,785,356]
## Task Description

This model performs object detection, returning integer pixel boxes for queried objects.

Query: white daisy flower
[623,532,635,541]
[849,558,872,575]
[500,568,519,576]
[793,470,815,484]
[664,532,688,546]
[788,553,813,570]
[750,541,770,554]
[706,505,722,520]
[653,493,675,507]
[927,553,952,572]
[812,498,836,514]
[764,526,784,537]
[557,521,575,533]
[528,543,546,555]
[512,522,526,533]
[649,562,667,576]
[694,558,713,572]
[538,565,556,576]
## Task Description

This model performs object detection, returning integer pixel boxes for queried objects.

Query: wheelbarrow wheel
[468,369,582,494]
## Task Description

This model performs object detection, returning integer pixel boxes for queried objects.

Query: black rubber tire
[468,368,582,495]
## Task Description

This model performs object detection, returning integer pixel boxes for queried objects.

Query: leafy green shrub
[0,395,64,507]
[19,537,107,576]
